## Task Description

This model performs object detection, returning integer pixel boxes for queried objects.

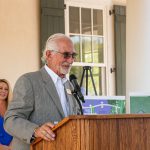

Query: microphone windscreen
[69,74,77,81]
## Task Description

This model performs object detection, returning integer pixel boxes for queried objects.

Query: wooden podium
[30,114,150,150]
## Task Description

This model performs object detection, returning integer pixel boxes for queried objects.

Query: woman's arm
[0,144,11,150]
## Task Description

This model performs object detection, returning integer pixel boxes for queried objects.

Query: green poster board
[130,94,150,113]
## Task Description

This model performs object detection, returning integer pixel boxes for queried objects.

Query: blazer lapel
[40,67,65,117]
[64,80,77,115]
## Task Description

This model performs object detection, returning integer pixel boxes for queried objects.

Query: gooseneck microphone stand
[71,91,84,115]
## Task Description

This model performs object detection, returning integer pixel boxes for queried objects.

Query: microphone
[69,74,85,103]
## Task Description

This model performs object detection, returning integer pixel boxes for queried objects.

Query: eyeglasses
[51,50,77,59]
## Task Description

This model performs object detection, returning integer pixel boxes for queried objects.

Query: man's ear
[46,50,52,58]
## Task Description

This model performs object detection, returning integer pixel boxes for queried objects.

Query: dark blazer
[4,67,81,150]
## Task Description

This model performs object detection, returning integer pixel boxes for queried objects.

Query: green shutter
[40,0,65,64]
[114,5,126,95]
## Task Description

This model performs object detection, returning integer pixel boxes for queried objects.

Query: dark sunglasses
[51,50,77,59]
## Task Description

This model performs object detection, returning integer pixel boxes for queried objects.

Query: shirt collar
[44,64,67,84]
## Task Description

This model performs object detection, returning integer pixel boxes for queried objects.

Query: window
[67,6,107,96]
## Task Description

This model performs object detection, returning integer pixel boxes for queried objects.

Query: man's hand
[34,122,55,141]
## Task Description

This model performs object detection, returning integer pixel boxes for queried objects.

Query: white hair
[41,33,73,64]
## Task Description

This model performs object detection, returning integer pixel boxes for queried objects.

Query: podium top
[53,114,150,129]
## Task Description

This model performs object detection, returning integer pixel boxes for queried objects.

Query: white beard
[60,66,71,75]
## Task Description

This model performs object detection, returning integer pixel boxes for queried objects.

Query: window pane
[70,66,83,81]
[93,37,104,63]
[82,36,92,63]
[93,9,103,35]
[81,8,91,35]
[92,67,102,95]
[69,7,80,33]
[70,66,102,95]
[70,35,80,62]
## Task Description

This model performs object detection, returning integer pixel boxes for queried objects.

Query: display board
[82,96,126,115]
[130,93,150,113]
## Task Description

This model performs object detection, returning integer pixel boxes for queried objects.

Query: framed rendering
[130,93,150,114]
[82,96,126,115]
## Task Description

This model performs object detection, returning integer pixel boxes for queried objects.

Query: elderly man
[4,33,81,150]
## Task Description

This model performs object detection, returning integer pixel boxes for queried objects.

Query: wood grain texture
[30,114,150,150]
